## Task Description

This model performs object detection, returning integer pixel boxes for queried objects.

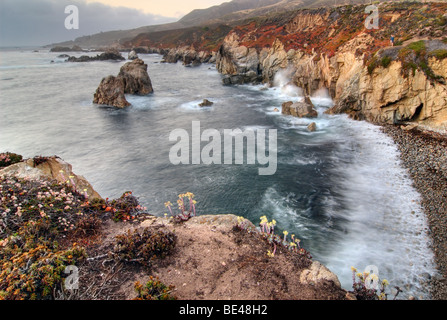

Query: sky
[0,0,229,47]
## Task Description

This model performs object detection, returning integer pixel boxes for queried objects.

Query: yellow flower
[283,231,289,236]
[382,279,390,287]
[370,274,379,281]
[351,266,357,272]
[164,201,172,207]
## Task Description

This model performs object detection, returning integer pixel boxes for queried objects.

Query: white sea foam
[322,119,437,299]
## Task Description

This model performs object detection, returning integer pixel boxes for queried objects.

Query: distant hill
[47,0,392,49]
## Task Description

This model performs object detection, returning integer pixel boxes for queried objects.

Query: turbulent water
[0,49,437,299]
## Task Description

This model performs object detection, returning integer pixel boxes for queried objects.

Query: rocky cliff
[214,2,447,130]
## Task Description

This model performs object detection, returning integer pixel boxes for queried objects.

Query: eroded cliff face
[331,56,447,128]
[215,3,447,130]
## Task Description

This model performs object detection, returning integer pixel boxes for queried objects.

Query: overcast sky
[0,0,228,47]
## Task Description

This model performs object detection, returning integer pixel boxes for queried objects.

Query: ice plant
[164,201,173,216]
[165,193,197,222]
[351,266,393,300]
[283,230,288,243]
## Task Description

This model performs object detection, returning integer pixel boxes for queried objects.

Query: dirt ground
[76,214,350,300]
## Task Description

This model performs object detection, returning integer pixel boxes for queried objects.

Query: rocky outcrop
[93,58,154,108]
[0,156,102,200]
[118,58,154,96]
[217,32,263,85]
[67,49,125,62]
[162,46,215,66]
[50,45,83,52]
[93,75,131,108]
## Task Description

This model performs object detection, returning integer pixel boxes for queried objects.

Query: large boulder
[282,97,318,118]
[118,58,154,95]
[93,75,130,108]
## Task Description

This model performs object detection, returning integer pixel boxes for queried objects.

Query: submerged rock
[307,122,317,132]
[199,99,214,107]
[282,97,318,118]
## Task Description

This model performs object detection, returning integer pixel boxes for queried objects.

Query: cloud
[0,0,178,47]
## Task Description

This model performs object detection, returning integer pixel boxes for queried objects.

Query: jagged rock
[128,50,138,60]
[0,156,102,200]
[199,99,214,107]
[118,58,154,95]
[307,122,317,132]
[93,58,153,108]
[68,48,125,62]
[93,75,130,108]
[50,45,83,52]
[282,98,318,118]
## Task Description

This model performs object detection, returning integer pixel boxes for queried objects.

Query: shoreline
[381,125,447,300]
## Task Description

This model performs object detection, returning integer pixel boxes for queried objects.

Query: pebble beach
[382,125,447,300]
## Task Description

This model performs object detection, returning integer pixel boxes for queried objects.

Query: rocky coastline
[381,125,447,300]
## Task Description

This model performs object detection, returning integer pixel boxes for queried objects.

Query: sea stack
[93,58,154,108]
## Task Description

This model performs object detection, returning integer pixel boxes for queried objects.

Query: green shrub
[134,276,176,300]
[113,228,177,266]
[407,40,426,56]
[381,56,392,68]
[429,49,447,60]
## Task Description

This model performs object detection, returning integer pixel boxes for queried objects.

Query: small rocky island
[93,58,154,108]
[67,48,125,62]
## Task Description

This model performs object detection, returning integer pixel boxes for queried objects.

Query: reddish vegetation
[231,3,447,57]
[125,2,447,59]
